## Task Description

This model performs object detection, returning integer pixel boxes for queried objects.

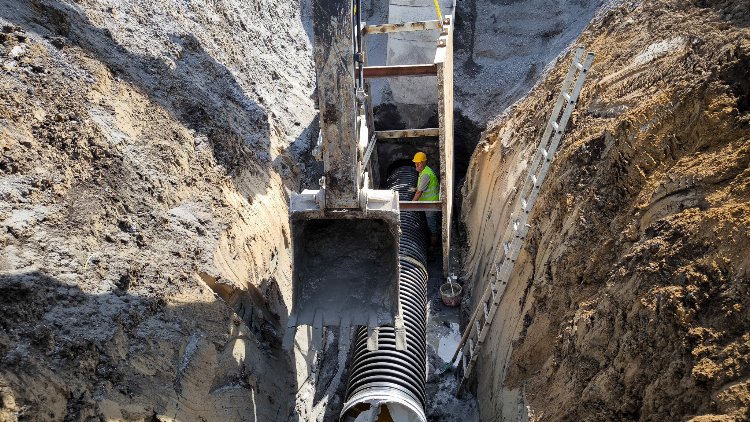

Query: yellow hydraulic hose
[432,0,442,21]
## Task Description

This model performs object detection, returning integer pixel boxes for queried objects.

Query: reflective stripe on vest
[419,165,440,201]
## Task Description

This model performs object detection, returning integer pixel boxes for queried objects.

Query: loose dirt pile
[0,0,321,420]
[453,0,606,126]
[461,0,750,420]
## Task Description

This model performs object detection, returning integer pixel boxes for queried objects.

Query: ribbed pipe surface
[341,166,428,422]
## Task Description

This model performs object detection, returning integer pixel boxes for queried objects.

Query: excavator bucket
[282,0,409,351]
[284,189,402,349]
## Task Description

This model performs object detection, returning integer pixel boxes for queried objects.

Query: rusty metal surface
[375,128,440,139]
[313,0,359,209]
[399,200,442,211]
[362,64,437,78]
[362,19,442,35]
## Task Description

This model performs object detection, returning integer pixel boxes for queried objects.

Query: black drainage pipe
[341,166,428,422]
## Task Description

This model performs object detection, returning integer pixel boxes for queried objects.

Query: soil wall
[460,0,750,420]
[0,0,321,420]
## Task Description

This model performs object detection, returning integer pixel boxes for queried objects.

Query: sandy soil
[460,0,750,420]
[4,0,746,420]
[0,0,322,420]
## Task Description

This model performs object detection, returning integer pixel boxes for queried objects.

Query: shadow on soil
[0,271,299,421]
[0,1,318,420]
[694,0,750,27]
[2,0,317,200]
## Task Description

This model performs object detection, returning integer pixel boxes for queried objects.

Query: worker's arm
[412,172,428,201]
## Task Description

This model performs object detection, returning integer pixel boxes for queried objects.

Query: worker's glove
[408,187,416,193]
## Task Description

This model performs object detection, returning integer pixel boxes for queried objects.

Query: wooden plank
[399,201,442,211]
[313,0,359,208]
[363,64,437,78]
[363,20,442,35]
[375,128,440,139]
[435,16,454,276]
[362,31,380,188]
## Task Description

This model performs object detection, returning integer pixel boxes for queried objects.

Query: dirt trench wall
[461,0,750,420]
[0,0,320,420]
[453,0,606,127]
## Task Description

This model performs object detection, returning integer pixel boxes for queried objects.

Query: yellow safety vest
[419,166,439,201]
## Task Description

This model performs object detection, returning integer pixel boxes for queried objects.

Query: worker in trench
[411,151,440,251]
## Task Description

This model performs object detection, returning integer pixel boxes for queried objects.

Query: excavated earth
[1,0,748,421]
[460,0,750,420]
[0,0,323,420]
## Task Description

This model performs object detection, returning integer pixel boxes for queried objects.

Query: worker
[411,151,440,249]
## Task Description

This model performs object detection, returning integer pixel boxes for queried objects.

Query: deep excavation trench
[2,0,750,421]
[340,166,430,421]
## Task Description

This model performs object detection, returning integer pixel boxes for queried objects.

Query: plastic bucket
[439,281,462,307]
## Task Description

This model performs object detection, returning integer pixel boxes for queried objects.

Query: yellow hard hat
[412,152,427,163]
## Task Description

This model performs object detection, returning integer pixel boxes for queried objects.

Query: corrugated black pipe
[341,165,428,421]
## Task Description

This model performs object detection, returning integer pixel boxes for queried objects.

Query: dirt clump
[460,0,750,420]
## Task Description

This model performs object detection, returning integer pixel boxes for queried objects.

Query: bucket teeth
[366,327,380,351]
[367,313,380,351]
[395,315,407,351]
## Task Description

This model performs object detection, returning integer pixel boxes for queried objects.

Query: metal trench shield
[284,189,403,351]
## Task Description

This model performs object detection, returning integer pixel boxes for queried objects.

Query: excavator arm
[284,0,404,351]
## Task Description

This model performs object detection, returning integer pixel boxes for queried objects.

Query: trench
[341,165,429,421]
[0,0,629,420]
[338,103,485,422]
[282,159,478,421]
[292,154,482,421]
[297,2,609,417]
[5,0,747,418]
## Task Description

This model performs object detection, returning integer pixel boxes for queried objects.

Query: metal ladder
[457,47,595,392]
